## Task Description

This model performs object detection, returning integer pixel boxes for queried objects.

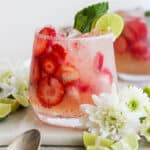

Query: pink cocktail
[114,10,150,81]
[29,27,116,127]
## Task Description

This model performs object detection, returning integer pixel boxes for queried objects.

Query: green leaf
[74,2,109,33]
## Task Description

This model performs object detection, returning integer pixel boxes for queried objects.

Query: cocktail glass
[114,9,150,82]
[29,27,116,128]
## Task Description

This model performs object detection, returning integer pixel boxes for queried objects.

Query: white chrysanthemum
[0,83,17,98]
[0,60,29,98]
[140,117,150,142]
[81,84,128,141]
[119,86,150,115]
[119,86,150,131]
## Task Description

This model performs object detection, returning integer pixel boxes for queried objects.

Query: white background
[0,0,150,62]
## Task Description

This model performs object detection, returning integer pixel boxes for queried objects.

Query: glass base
[118,73,150,87]
[37,113,85,129]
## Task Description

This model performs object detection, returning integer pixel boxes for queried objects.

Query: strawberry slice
[40,53,58,75]
[138,21,148,40]
[93,52,104,72]
[30,58,40,86]
[34,27,56,57]
[123,23,137,43]
[37,77,64,107]
[39,27,56,37]
[51,44,67,64]
[33,36,49,57]
[127,18,148,40]
[100,68,113,84]
[114,35,128,53]
[59,63,80,84]
[130,41,147,57]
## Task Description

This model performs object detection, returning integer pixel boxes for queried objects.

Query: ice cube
[67,29,81,38]
[58,27,81,38]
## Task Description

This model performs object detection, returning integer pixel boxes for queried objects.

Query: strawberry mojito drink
[29,2,122,127]
[114,10,150,80]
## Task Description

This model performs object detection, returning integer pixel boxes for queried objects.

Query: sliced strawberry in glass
[100,68,113,84]
[51,44,67,64]
[33,36,49,57]
[128,18,148,40]
[37,77,64,107]
[114,35,128,53]
[40,53,58,75]
[130,41,148,56]
[30,58,41,86]
[34,27,56,57]
[93,52,104,72]
[39,27,56,37]
[59,63,80,84]
[123,23,137,43]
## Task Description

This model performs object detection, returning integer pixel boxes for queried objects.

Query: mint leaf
[74,2,109,33]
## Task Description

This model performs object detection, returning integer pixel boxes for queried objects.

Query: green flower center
[127,99,140,112]
[102,108,125,130]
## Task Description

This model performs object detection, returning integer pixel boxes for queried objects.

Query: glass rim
[35,28,114,41]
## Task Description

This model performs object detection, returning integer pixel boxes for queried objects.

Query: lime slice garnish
[96,137,114,148]
[13,94,29,107]
[111,134,139,150]
[0,103,11,120]
[93,13,124,38]
[83,132,97,146]
[74,2,109,33]
[87,146,110,150]
[0,98,20,112]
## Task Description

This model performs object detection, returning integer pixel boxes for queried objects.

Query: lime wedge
[74,2,109,33]
[83,132,97,146]
[124,134,139,150]
[0,103,11,120]
[111,142,124,150]
[13,94,29,107]
[96,137,114,148]
[0,98,20,112]
[87,146,110,150]
[111,134,139,150]
[93,13,124,38]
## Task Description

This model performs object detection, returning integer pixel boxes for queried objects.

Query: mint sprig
[74,2,109,33]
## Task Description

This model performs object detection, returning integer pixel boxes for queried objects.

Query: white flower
[119,86,150,115]
[0,83,17,98]
[0,60,29,98]
[119,86,150,132]
[140,117,150,142]
[80,84,127,141]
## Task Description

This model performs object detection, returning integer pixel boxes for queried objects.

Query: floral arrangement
[80,83,150,150]
[0,60,30,120]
